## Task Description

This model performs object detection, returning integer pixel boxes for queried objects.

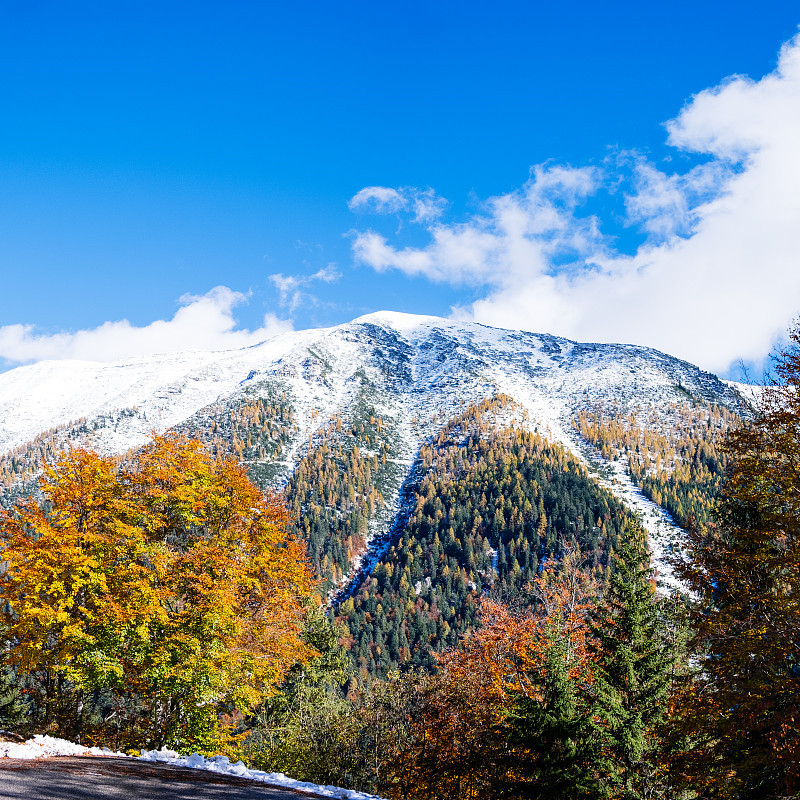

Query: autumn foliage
[0,432,313,750]
[367,550,601,799]
[673,323,800,799]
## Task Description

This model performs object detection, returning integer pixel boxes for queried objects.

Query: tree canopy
[0,432,313,751]
[675,323,800,798]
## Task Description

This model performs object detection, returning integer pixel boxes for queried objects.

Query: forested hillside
[573,400,737,527]
[283,397,403,594]
[339,396,634,676]
[0,315,747,683]
[4,312,779,799]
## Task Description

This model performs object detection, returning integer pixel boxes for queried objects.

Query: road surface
[0,756,326,800]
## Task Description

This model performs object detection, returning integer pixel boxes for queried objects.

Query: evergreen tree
[511,638,599,800]
[340,400,633,677]
[675,324,800,799]
[589,524,677,800]
[0,664,26,731]
[0,623,27,731]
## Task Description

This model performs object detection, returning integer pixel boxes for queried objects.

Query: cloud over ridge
[0,286,292,366]
[350,33,800,374]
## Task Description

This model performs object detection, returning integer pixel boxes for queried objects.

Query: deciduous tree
[674,325,800,798]
[0,433,313,750]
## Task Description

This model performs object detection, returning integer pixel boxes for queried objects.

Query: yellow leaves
[0,431,313,746]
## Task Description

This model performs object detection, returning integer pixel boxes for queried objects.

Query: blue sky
[1,2,799,377]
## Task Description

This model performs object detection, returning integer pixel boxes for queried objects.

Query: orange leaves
[668,323,800,796]
[530,551,597,685]
[436,599,534,711]
[1,450,143,686]
[435,552,597,719]
[0,431,313,748]
[378,556,601,799]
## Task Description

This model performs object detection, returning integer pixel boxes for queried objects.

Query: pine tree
[589,524,677,800]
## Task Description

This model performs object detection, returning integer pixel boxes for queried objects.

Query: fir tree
[589,524,677,800]
[511,638,599,800]
[246,604,353,783]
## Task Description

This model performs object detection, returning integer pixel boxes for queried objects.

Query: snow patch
[138,747,388,799]
[0,734,125,759]
[0,734,388,800]
[0,311,745,598]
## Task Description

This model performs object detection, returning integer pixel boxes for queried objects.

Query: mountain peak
[350,310,452,332]
[0,312,747,461]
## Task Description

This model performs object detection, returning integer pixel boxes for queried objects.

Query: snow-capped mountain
[0,311,749,591]
[0,310,745,459]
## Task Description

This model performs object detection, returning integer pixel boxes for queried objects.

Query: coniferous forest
[2,326,800,799]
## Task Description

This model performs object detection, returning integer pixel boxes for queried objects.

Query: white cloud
[269,265,342,312]
[350,32,800,374]
[0,286,292,365]
[311,265,341,283]
[348,185,447,223]
[348,186,407,215]
[624,159,730,240]
[409,188,448,223]
[352,164,602,284]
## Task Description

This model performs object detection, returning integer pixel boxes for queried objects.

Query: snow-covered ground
[565,435,688,594]
[0,734,387,800]
[139,747,387,800]
[0,734,125,759]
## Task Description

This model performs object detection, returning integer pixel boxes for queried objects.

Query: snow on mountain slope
[0,311,745,459]
[0,326,326,455]
[0,311,748,591]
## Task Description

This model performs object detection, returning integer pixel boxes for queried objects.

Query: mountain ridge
[0,310,747,458]
[0,312,749,598]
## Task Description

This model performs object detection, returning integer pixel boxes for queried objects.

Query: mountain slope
[0,311,745,457]
[0,311,749,605]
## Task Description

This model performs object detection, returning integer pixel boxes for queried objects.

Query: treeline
[282,396,405,593]
[574,400,737,527]
[240,334,800,799]
[0,407,157,507]
[181,387,405,594]
[338,396,634,677]
[0,418,90,505]
[4,344,800,798]
[178,388,298,485]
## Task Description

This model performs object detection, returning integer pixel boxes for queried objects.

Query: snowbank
[0,734,387,800]
[0,734,124,759]
[139,747,387,800]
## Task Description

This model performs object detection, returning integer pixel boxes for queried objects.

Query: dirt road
[0,756,326,799]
